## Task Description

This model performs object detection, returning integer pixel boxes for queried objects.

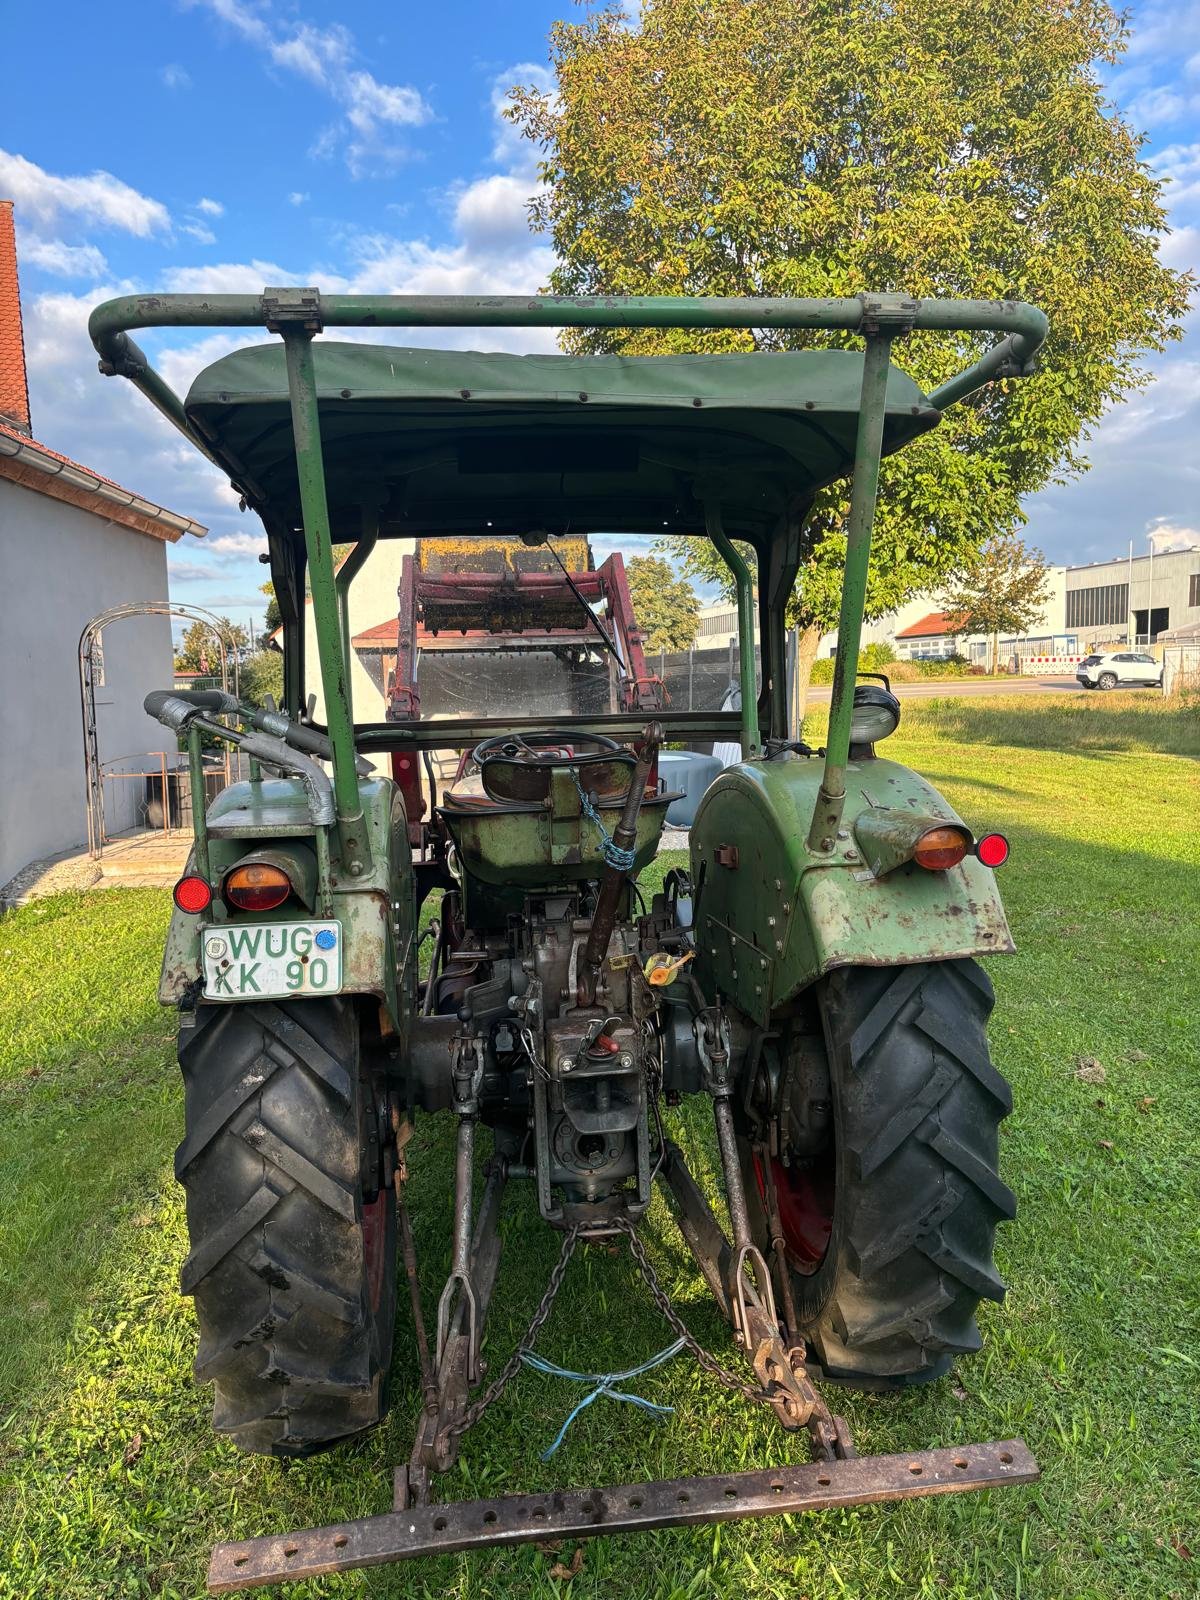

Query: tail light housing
[223,862,292,912]
[173,875,213,913]
[913,825,971,871]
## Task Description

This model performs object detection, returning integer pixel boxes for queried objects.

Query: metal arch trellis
[78,601,241,860]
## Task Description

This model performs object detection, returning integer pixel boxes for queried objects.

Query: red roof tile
[895,610,961,640]
[352,618,398,646]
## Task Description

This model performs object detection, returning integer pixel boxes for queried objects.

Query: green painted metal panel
[689,756,1013,1020]
[160,777,415,1036]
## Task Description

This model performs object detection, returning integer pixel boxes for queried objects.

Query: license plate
[201,920,342,1000]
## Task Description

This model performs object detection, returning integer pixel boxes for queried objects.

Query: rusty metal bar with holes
[208,1440,1037,1592]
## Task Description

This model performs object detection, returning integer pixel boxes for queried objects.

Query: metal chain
[612,1218,766,1407]
[446,1225,581,1439]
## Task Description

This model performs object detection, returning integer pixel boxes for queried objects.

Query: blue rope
[571,770,637,872]
[519,1337,687,1459]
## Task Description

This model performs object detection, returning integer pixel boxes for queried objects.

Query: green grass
[870,690,1200,760]
[2,704,1199,1599]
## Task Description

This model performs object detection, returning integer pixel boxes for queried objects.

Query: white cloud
[161,63,192,90]
[181,222,217,245]
[1160,224,1200,273]
[195,197,224,217]
[204,532,269,559]
[0,148,170,237]
[1128,83,1200,128]
[1157,141,1200,215]
[343,71,427,133]
[288,191,310,206]
[453,173,538,254]
[167,558,219,582]
[1088,360,1200,447]
[160,259,294,294]
[20,285,241,539]
[1146,517,1200,551]
[19,237,108,279]
[191,0,431,174]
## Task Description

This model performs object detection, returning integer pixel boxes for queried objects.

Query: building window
[1066,583,1129,629]
[1189,573,1200,608]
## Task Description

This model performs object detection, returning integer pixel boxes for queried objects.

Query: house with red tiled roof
[0,200,206,888]
[892,610,965,660]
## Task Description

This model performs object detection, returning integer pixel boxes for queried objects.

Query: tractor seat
[438,769,544,817]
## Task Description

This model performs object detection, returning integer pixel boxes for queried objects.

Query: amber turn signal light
[173,875,213,913]
[224,862,292,912]
[913,825,971,871]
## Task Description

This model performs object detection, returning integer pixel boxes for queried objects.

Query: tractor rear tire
[175,999,397,1456]
[740,959,1015,1389]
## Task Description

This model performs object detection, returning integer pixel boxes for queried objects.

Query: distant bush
[911,654,972,678]
[859,641,897,671]
[809,640,898,687]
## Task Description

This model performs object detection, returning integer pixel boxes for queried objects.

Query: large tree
[625,554,700,654]
[509,0,1192,709]
[940,533,1054,672]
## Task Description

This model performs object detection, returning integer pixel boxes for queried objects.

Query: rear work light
[224,862,292,912]
[913,825,971,871]
[173,875,213,914]
[975,832,1010,868]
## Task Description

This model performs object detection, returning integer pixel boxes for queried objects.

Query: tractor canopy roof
[184,341,938,545]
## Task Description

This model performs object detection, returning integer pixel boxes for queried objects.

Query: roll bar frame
[89,288,1048,859]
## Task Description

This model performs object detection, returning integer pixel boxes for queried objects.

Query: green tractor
[90,288,1042,1591]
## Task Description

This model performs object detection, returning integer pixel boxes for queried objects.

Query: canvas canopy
[184,341,938,544]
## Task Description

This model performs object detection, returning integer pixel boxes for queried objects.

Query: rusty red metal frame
[209,1440,1038,1592]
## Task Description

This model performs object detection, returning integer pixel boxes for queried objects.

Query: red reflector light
[224,862,292,912]
[976,832,1010,868]
[913,826,970,871]
[173,875,213,913]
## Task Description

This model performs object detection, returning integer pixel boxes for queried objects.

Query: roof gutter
[0,429,207,539]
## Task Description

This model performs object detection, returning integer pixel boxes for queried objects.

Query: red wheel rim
[361,1190,388,1315]
[753,1151,834,1276]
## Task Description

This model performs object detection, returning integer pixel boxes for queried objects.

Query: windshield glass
[341,532,753,733]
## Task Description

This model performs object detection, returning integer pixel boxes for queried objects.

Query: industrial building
[693,542,1200,665]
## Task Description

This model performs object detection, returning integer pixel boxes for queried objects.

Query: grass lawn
[1,696,1198,1599]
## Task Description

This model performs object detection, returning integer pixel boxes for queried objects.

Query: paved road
[806,675,1083,702]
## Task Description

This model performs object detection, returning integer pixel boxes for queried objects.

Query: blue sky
[2,0,1197,641]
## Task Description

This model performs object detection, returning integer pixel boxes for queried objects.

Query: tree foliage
[260,581,281,637]
[940,533,1054,667]
[174,618,249,674]
[509,0,1192,648]
[625,555,700,653]
[239,648,284,707]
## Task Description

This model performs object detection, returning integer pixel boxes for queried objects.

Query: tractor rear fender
[689,756,1013,1027]
[159,776,415,1034]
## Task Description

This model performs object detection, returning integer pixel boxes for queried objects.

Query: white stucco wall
[0,478,174,885]
[299,537,414,776]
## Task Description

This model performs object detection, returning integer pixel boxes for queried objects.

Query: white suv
[1076,651,1163,690]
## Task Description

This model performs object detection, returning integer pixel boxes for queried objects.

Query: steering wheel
[472,730,632,804]
[471,730,623,766]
